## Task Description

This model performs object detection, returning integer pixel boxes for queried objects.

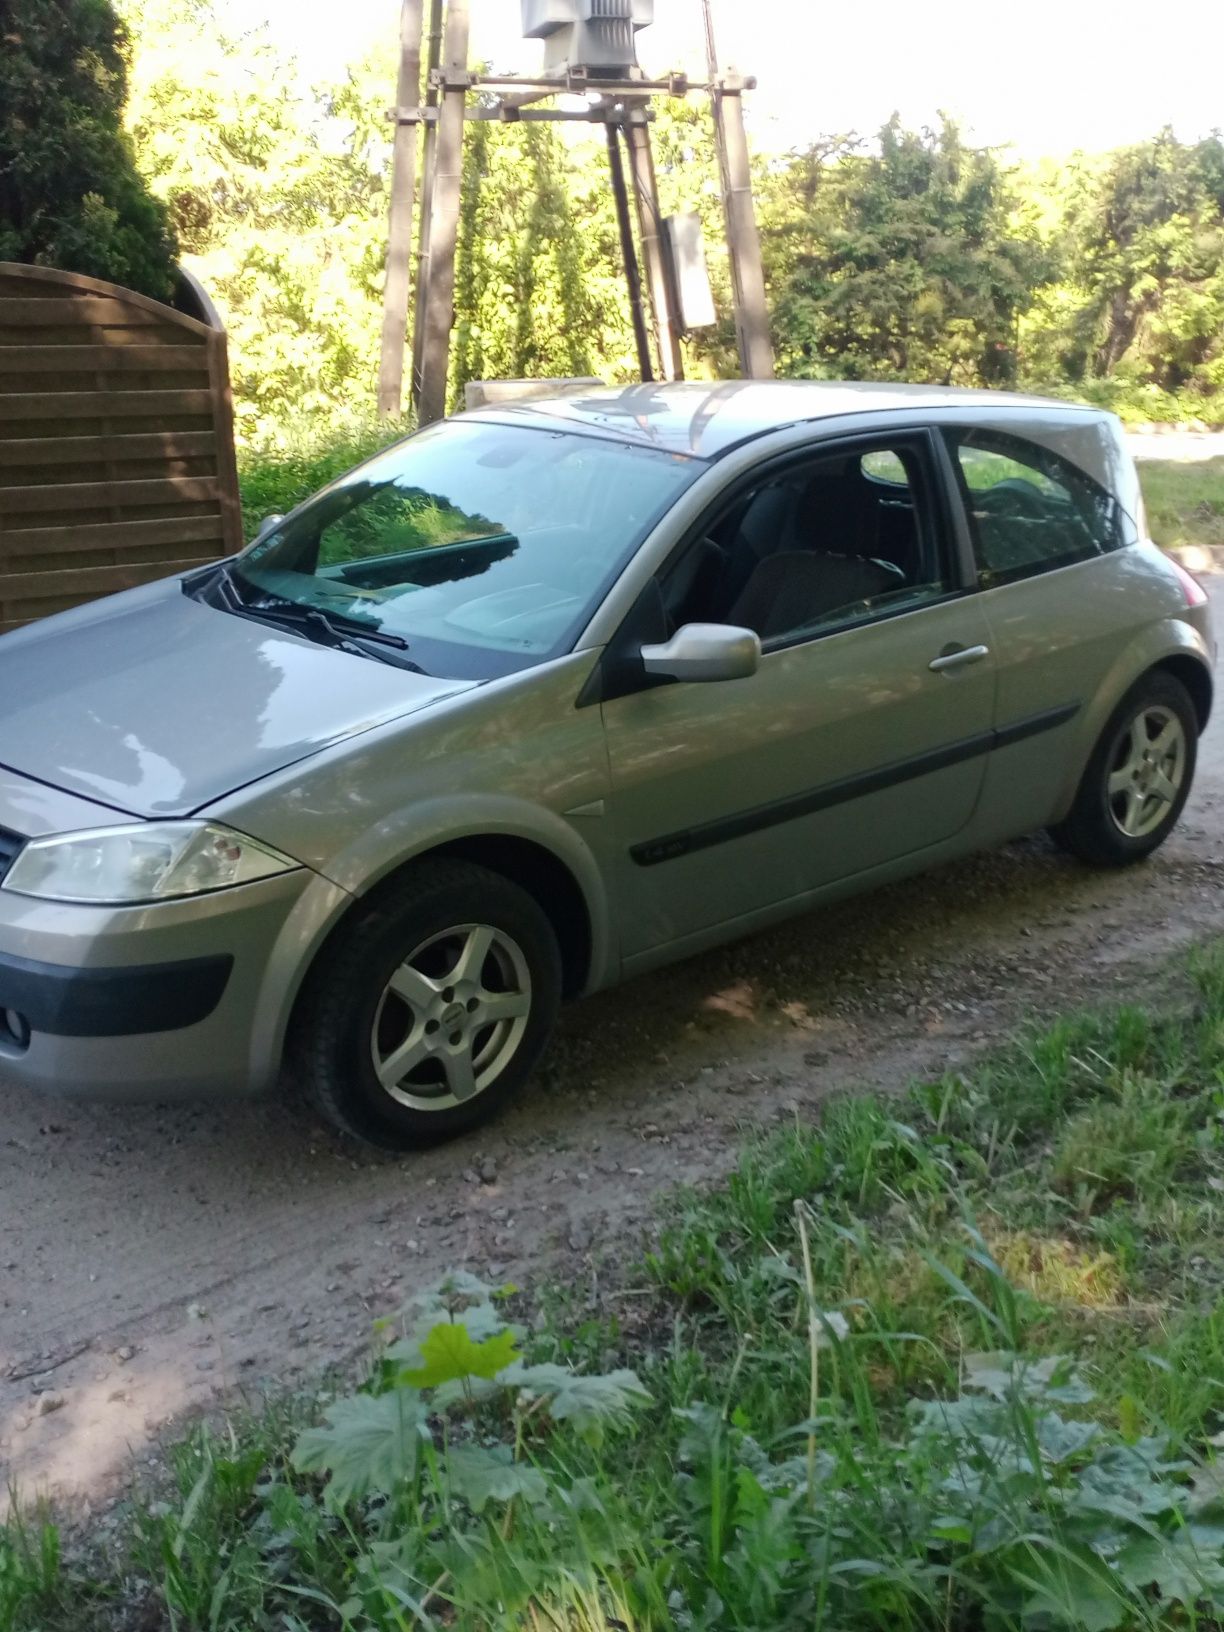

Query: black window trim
[587,425,979,706]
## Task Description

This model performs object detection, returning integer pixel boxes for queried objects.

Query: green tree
[0,0,177,297]
[766,115,1049,387]
[1070,130,1224,394]
[451,112,634,405]
[123,0,396,441]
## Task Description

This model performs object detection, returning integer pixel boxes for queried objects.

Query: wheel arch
[284,831,600,1048]
[1153,652,1213,731]
[397,833,595,1001]
[1051,623,1214,823]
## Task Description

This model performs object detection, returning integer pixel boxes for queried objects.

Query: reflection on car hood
[0,580,474,818]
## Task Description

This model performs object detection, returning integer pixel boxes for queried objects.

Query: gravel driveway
[3,576,1223,1514]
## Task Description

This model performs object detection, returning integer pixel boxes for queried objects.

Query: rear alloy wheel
[293,861,561,1149]
[1050,672,1198,867]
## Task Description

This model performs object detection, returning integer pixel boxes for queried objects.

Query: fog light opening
[1,1009,30,1050]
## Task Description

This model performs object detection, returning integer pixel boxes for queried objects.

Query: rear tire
[1049,671,1197,868]
[291,860,561,1150]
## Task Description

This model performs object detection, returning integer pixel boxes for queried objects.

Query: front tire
[1050,671,1198,868]
[292,860,562,1149]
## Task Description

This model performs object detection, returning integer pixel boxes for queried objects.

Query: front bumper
[0,857,351,1102]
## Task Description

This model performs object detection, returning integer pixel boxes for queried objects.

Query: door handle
[929,643,990,674]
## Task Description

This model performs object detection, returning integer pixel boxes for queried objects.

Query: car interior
[661,444,941,643]
[952,433,1122,583]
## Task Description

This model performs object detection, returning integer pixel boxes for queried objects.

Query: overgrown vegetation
[6,2,1221,435]
[6,945,1224,1630]
[57,0,1211,437]
[236,413,411,540]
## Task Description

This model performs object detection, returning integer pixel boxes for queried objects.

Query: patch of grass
[0,1506,69,1630]
[1139,457,1224,555]
[7,945,1224,1631]
[236,412,412,542]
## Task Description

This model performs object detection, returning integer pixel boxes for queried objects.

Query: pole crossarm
[469,106,609,123]
[432,69,704,96]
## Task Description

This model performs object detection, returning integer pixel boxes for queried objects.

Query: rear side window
[944,428,1129,588]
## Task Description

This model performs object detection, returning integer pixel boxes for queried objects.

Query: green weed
[0,1502,65,1631]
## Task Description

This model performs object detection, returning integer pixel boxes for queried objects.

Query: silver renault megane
[0,382,1214,1147]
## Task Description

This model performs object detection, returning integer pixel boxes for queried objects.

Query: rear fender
[1051,617,1213,820]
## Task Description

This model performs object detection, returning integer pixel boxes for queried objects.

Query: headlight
[1,822,300,905]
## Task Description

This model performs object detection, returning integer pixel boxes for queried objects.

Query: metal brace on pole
[606,121,654,383]
[415,0,470,424]
[376,0,425,417]
[623,103,684,382]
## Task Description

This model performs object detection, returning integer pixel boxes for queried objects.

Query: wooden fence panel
[0,263,242,633]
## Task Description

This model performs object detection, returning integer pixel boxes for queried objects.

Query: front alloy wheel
[293,860,562,1148]
[373,924,532,1110]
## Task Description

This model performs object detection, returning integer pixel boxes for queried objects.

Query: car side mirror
[254,513,284,542]
[640,623,761,684]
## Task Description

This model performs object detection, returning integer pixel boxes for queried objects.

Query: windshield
[230,419,702,679]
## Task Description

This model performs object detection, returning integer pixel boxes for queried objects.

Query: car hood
[0,582,474,818]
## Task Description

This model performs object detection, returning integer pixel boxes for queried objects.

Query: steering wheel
[976,478,1048,519]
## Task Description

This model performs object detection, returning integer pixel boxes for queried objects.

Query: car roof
[461,379,1100,461]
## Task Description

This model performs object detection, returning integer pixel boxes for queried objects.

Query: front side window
[660,437,954,649]
[946,428,1130,587]
[230,421,702,679]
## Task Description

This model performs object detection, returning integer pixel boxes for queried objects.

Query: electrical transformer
[520,0,654,77]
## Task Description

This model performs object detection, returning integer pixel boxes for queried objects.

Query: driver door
[599,430,998,962]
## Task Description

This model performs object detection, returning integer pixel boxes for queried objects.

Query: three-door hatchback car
[0,382,1215,1147]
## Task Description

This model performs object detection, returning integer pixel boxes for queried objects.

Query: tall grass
[6,945,1224,1631]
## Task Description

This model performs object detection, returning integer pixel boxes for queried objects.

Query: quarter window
[946,429,1128,586]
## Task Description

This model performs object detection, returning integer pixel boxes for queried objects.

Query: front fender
[317,790,615,991]
[244,798,615,1090]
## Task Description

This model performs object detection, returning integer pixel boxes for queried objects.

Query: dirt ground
[3,576,1223,1515]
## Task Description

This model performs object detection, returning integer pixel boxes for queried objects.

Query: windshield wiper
[280,604,410,651]
[210,566,419,664]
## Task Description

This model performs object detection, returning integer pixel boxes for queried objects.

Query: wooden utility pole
[376,0,425,417]
[410,0,445,407]
[606,121,654,383]
[624,103,684,382]
[415,0,470,425]
[703,0,774,379]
